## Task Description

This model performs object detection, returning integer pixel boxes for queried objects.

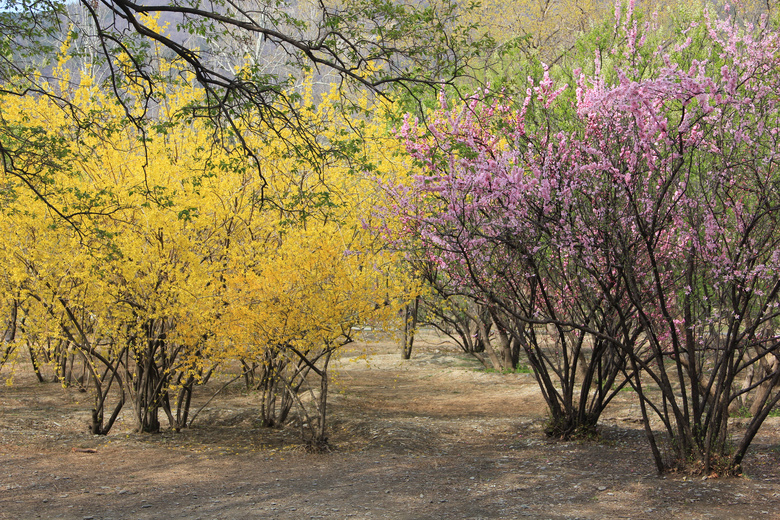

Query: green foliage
[478,364,532,375]
[732,406,780,419]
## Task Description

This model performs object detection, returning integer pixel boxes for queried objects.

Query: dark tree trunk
[401,296,419,360]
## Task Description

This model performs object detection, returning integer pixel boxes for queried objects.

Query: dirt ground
[1,330,779,520]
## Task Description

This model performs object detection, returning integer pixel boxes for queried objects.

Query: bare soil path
[1,331,779,519]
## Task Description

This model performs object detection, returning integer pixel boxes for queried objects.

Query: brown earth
[1,330,779,520]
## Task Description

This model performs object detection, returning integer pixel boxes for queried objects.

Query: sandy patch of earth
[0,330,779,519]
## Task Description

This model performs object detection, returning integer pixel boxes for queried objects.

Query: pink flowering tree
[388,75,637,438]
[385,4,780,473]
